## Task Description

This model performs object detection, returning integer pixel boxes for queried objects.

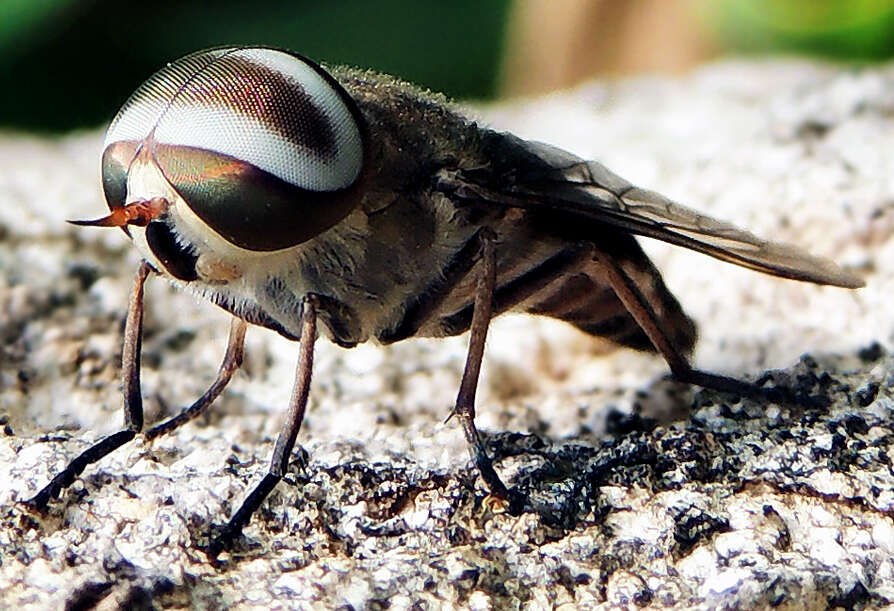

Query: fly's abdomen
[525,254,696,355]
[424,226,696,355]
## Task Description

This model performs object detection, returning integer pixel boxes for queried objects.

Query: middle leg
[446,238,595,505]
[449,229,513,500]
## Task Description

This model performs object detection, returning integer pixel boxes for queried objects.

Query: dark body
[212,66,695,354]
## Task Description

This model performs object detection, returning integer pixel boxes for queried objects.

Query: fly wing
[450,133,864,289]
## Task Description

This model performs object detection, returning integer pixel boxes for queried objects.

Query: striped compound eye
[101,47,366,251]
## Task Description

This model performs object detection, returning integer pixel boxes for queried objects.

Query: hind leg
[590,244,824,406]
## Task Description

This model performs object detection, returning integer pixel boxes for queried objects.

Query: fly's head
[84,46,369,286]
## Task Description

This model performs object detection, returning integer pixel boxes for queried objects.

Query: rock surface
[0,59,891,609]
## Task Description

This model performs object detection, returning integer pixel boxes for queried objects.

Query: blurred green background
[1,0,892,132]
[712,0,894,59]
[0,0,511,131]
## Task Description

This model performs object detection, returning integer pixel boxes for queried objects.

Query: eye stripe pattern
[105,47,364,193]
[176,52,338,159]
[104,48,233,146]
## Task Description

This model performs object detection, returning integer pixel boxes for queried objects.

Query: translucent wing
[449,134,863,289]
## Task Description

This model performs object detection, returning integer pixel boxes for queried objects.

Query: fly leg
[591,245,825,406]
[447,230,530,511]
[450,230,506,495]
[25,262,151,510]
[144,317,246,440]
[25,261,248,511]
[387,229,592,508]
[415,236,593,507]
[208,295,318,558]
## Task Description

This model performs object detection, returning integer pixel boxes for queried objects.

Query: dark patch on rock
[672,506,731,558]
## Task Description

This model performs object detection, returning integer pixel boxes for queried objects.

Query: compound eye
[101,140,139,210]
[104,47,367,251]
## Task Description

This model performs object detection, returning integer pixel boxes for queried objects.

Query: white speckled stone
[0,59,892,609]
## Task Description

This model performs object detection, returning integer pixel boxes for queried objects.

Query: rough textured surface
[0,59,891,609]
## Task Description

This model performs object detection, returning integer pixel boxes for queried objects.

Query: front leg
[208,295,319,557]
[24,261,152,510]
[25,262,251,511]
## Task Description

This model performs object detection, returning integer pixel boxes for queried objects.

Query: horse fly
[25,46,863,556]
